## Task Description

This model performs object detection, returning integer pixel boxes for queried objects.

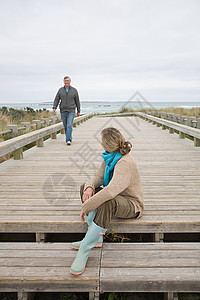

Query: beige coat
[81,153,144,218]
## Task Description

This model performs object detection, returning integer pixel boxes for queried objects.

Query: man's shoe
[70,221,107,275]
[66,141,71,145]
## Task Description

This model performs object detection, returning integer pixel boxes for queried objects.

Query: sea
[0,101,200,114]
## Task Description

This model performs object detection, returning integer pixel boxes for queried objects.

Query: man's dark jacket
[53,86,80,113]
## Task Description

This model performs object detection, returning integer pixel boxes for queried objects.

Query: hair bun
[119,141,132,155]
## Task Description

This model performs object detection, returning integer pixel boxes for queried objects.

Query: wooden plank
[0,249,100,258]
[1,242,199,250]
[100,268,200,292]
[0,242,100,292]
[0,222,199,233]
[100,243,200,293]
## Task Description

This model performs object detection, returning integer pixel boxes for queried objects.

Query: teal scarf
[102,151,122,187]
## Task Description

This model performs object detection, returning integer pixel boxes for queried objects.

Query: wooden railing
[135,112,200,147]
[147,111,200,129]
[0,116,62,138]
[0,113,93,160]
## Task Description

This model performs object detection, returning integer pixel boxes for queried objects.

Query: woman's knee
[96,198,117,214]
[115,198,136,219]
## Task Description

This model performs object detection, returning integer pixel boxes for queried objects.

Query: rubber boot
[71,209,103,249]
[70,221,107,275]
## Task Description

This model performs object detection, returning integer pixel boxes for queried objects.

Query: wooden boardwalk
[0,242,199,294]
[0,242,101,293]
[0,115,200,236]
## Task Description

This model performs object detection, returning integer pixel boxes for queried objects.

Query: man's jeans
[61,111,75,143]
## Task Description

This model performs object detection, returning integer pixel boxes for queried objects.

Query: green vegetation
[104,229,131,243]
[118,106,200,118]
[94,106,200,118]
[108,292,127,300]
[0,106,53,132]
[0,106,54,163]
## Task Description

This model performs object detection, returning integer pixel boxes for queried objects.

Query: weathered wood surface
[100,243,200,293]
[0,242,199,294]
[0,116,200,233]
[0,242,100,292]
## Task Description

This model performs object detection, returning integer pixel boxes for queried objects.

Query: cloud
[0,0,200,102]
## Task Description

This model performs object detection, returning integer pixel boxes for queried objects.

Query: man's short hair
[64,76,71,80]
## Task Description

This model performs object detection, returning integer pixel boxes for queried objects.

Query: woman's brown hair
[101,127,132,155]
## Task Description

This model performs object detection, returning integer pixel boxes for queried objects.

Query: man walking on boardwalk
[53,76,80,145]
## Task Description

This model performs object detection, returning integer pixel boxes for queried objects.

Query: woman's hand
[80,210,86,224]
[82,187,94,202]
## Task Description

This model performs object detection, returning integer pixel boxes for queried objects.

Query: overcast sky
[0,0,200,103]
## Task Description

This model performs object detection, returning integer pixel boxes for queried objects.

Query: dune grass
[0,106,54,132]
[119,106,200,118]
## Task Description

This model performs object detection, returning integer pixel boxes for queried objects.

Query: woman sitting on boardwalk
[70,127,144,275]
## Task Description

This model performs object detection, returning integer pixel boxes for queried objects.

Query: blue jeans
[61,111,75,143]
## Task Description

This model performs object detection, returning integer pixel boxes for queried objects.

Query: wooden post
[89,292,99,300]
[164,292,178,300]
[18,292,35,300]
[162,124,166,130]
[173,292,179,300]
[187,117,196,127]
[176,114,181,123]
[73,123,77,127]
[57,115,62,122]
[54,117,59,123]
[161,112,166,119]
[194,138,200,147]
[13,148,23,160]
[197,118,200,129]
[152,121,156,125]
[51,132,57,139]
[49,117,56,124]
[42,118,50,126]
[179,116,184,124]
[156,123,160,127]
[60,128,65,134]
[21,122,31,132]
[179,132,185,139]
[36,138,44,147]
[173,115,177,122]
[169,127,174,134]
[182,116,187,125]
[32,124,37,131]
[32,120,41,129]
[154,233,164,242]
[191,120,197,128]
[36,233,45,242]
[6,125,18,137]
